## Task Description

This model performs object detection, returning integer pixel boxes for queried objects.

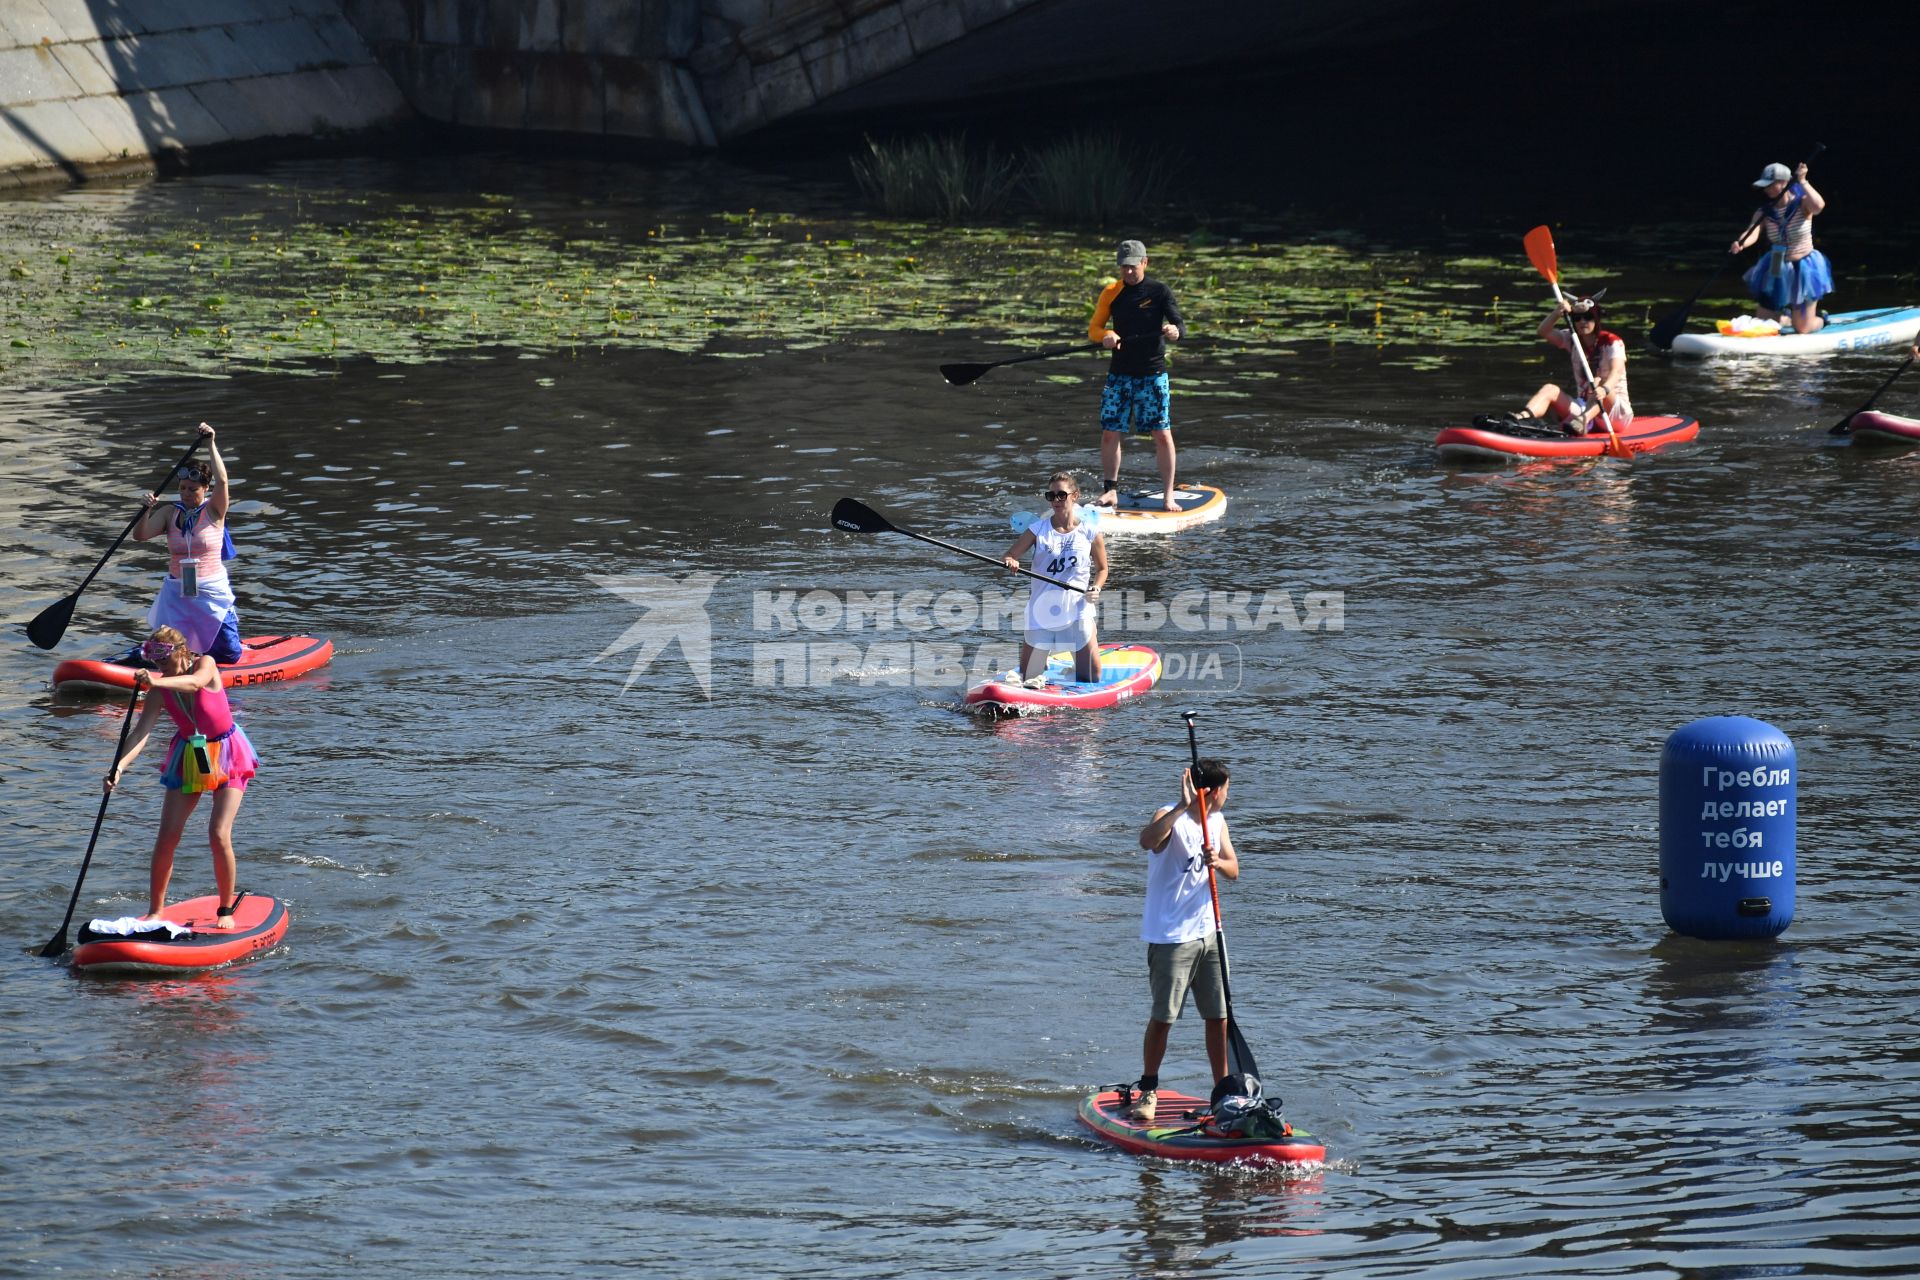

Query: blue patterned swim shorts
[1100,371,1171,434]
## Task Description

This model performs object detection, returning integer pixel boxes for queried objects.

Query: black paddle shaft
[940,344,1089,386]
[40,684,144,958]
[830,498,1089,593]
[26,435,207,650]
[1181,711,1260,1083]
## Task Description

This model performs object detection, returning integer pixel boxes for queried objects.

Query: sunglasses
[1044,489,1074,501]
[141,639,178,661]
[177,467,211,482]
[1572,312,1598,323]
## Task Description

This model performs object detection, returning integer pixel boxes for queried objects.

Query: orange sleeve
[1088,280,1122,343]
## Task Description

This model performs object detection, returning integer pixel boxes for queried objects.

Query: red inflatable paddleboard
[52,634,332,695]
[70,894,289,974]
[1078,1088,1325,1166]
[964,643,1160,712]
[1435,414,1698,463]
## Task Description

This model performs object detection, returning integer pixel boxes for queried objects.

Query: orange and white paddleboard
[1099,484,1227,534]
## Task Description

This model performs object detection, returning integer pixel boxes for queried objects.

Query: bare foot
[1094,491,1119,508]
[1162,493,1181,512]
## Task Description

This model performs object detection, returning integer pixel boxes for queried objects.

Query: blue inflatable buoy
[1658,716,1797,939]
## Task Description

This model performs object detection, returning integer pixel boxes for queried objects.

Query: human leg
[1523,383,1563,419]
[146,789,200,917]
[207,610,243,665]
[1097,375,1128,506]
[1789,299,1823,333]
[1154,428,1177,511]
[1204,1018,1230,1083]
[207,785,245,923]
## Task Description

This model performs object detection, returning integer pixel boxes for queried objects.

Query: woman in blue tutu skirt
[1731,159,1831,334]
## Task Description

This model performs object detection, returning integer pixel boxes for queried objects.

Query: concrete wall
[1,0,411,189]
[341,0,1044,147]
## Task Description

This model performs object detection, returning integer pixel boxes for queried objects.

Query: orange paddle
[1523,226,1632,461]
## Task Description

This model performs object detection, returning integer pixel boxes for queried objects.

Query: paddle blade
[25,593,77,650]
[1830,414,1856,437]
[38,930,69,959]
[1523,225,1559,284]
[1648,309,1687,351]
[940,362,991,386]
[831,498,896,534]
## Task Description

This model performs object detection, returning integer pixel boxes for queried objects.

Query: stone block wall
[1,0,411,188]
[340,0,1044,146]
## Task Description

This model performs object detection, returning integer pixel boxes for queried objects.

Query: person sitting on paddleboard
[129,423,243,666]
[1002,471,1108,687]
[1126,759,1239,1123]
[1090,240,1185,513]
[1516,298,1633,436]
[103,625,261,929]
[1732,160,1830,335]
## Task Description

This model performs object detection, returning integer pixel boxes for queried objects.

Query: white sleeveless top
[1024,515,1095,633]
[1141,806,1227,944]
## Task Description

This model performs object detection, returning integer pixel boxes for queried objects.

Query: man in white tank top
[1126,759,1239,1122]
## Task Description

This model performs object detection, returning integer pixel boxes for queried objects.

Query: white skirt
[147,571,237,654]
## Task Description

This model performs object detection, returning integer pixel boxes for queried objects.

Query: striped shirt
[1758,185,1816,257]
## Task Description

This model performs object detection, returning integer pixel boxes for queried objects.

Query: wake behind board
[964,643,1160,713]
[1100,484,1226,534]
[1078,1088,1326,1166]
[71,893,289,974]
[52,634,333,696]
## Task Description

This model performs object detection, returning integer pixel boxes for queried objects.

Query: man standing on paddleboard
[1090,240,1184,513]
[1126,760,1238,1122]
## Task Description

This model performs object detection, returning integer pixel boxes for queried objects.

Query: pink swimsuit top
[162,683,236,740]
[167,504,228,583]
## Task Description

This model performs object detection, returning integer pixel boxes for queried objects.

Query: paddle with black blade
[940,344,1091,387]
[26,435,206,650]
[1182,710,1260,1087]
[1828,353,1915,436]
[1649,142,1824,351]
[1523,226,1633,460]
[40,684,144,959]
[830,497,1089,593]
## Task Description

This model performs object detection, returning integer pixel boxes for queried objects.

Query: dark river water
[4,154,1918,1279]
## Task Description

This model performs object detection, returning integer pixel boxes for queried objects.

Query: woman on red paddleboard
[1003,471,1108,685]
[1515,297,1633,436]
[130,423,243,665]
[103,625,261,927]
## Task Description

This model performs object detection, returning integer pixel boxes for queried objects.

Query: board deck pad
[1099,484,1227,533]
[1078,1088,1326,1165]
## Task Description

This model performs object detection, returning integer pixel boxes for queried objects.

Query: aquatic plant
[849,134,1023,222]
[0,168,1600,388]
[1023,132,1176,226]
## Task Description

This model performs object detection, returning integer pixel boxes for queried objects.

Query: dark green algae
[2,178,1564,393]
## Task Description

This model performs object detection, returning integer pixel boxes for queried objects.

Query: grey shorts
[1147,934,1225,1023]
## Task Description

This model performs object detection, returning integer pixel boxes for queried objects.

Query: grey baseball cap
[1753,162,1792,187]
[1115,239,1147,266]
